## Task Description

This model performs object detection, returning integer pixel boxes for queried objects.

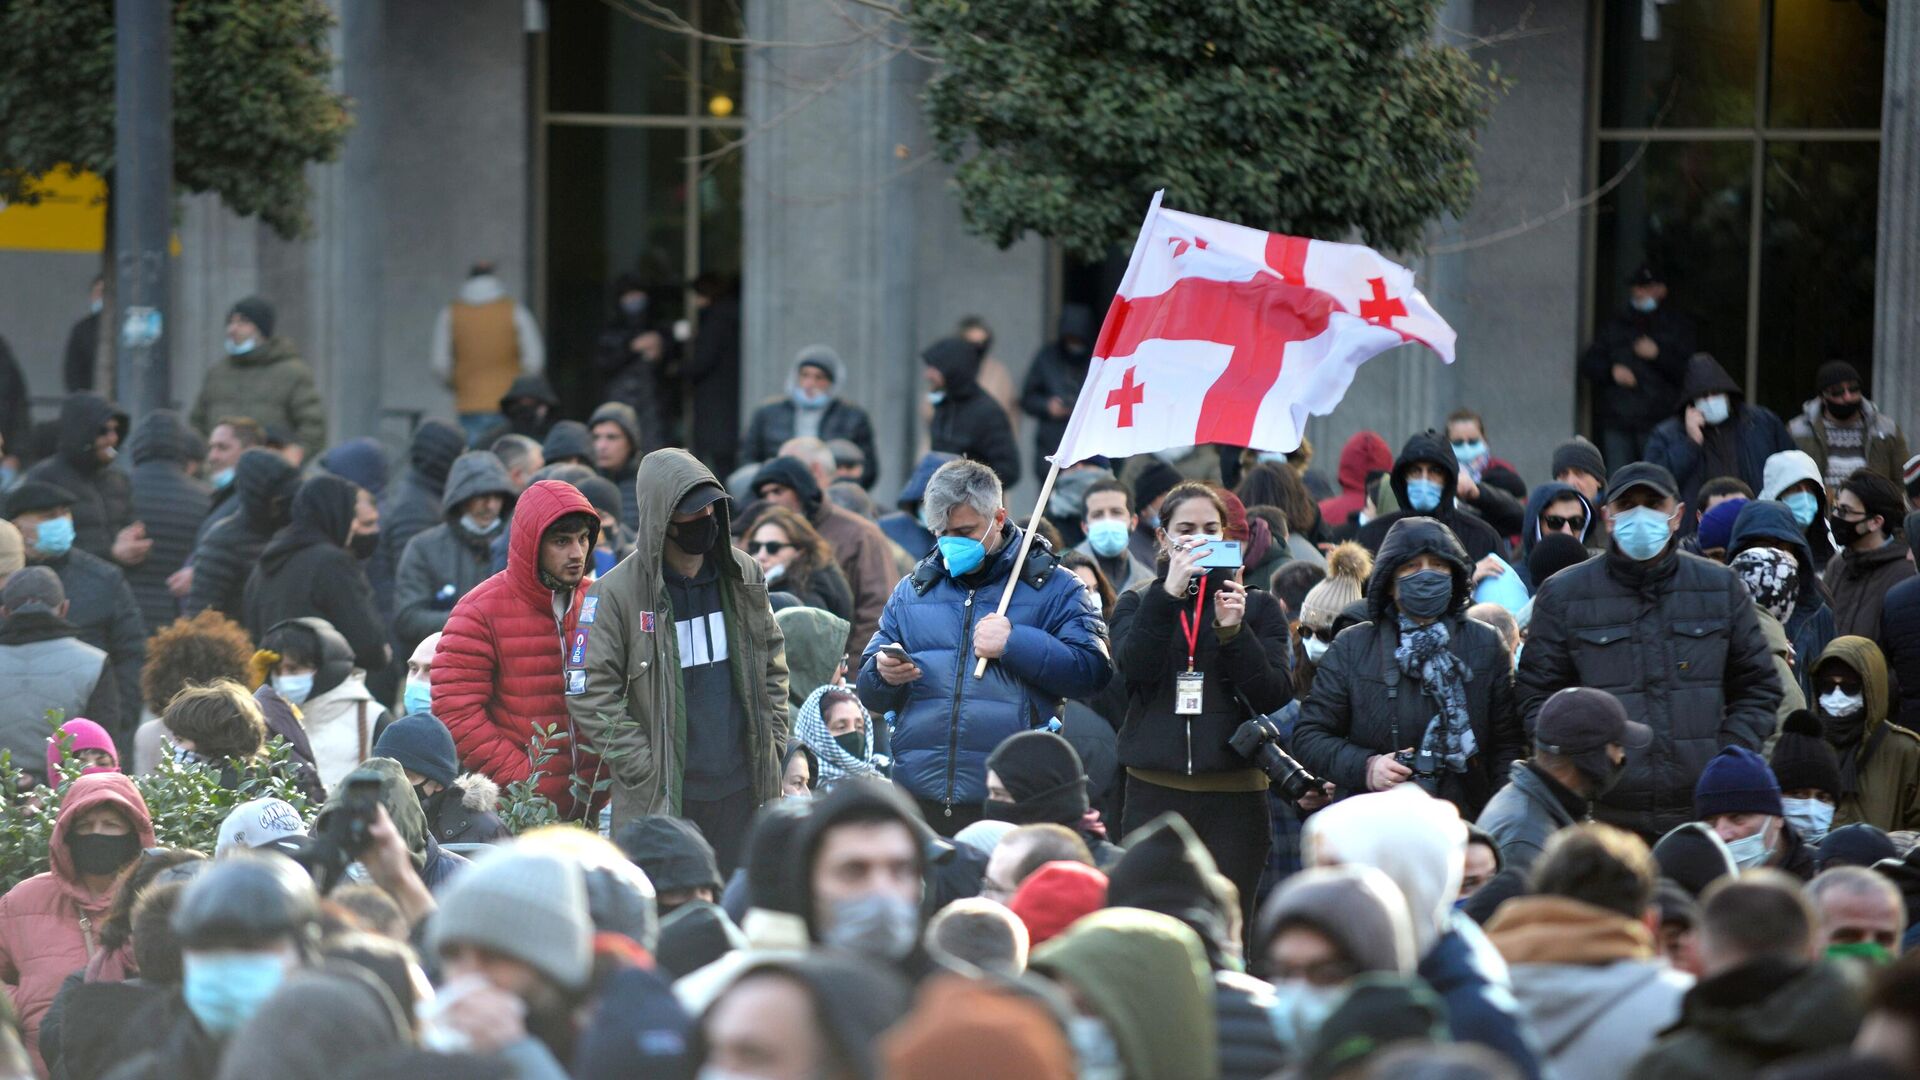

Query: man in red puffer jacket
[434,479,609,818]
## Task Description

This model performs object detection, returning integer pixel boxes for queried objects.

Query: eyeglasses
[1304,626,1338,644]
[747,541,792,556]
[1542,514,1586,532]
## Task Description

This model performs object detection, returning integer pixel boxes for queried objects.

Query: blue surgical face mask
[791,386,830,409]
[926,390,946,407]
[183,951,289,1035]
[210,467,235,490]
[32,516,74,557]
[1611,506,1673,561]
[1724,823,1776,870]
[459,513,502,536]
[1631,295,1659,314]
[403,678,433,717]
[1406,477,1444,513]
[1782,491,1820,529]
[1782,797,1833,845]
[1086,518,1130,558]
[1266,981,1344,1048]
[1696,394,1731,426]
[274,672,314,706]
[938,534,987,577]
[1144,511,1161,531]
[1451,440,1489,466]
[224,337,258,357]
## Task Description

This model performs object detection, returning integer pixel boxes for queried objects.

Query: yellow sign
[0,168,107,252]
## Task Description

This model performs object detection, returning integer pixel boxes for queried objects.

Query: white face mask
[1303,636,1331,663]
[1696,394,1731,426]
[1819,688,1865,718]
[1724,822,1777,870]
[1781,797,1834,844]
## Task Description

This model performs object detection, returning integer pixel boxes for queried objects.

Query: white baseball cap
[215,797,309,858]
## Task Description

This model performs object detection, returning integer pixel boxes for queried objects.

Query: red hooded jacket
[1317,430,1393,528]
[434,480,609,817]
[0,773,154,1070]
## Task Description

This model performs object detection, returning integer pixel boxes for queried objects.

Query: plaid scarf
[1396,615,1476,774]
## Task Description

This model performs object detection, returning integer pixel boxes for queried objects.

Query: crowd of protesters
[9,284,1920,1080]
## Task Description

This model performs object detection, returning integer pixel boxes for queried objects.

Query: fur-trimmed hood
[450,771,499,813]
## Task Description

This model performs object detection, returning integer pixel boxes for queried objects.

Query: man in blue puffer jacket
[856,458,1112,834]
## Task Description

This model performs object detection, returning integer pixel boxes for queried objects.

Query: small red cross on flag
[1051,192,1456,466]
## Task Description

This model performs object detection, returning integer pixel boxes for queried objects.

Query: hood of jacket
[921,337,984,398]
[1058,302,1097,345]
[1104,814,1235,970]
[128,409,195,468]
[1485,895,1654,966]
[1759,449,1827,504]
[1522,482,1594,559]
[451,772,499,813]
[542,419,594,465]
[234,447,302,529]
[774,606,852,709]
[499,372,560,410]
[1302,786,1466,956]
[406,420,467,490]
[1253,865,1418,980]
[271,615,358,700]
[317,438,390,500]
[1814,635,1892,736]
[1029,909,1218,1080]
[316,757,431,869]
[506,479,599,608]
[790,344,846,388]
[1367,515,1473,623]
[260,474,359,574]
[588,401,644,471]
[1337,431,1394,496]
[1729,500,1824,610]
[1678,353,1744,409]
[636,450,735,574]
[1506,955,1685,1056]
[50,773,156,901]
[55,391,129,474]
[439,450,516,519]
[897,452,957,511]
[1388,430,1461,514]
[751,456,823,517]
[456,274,509,305]
[1672,957,1861,1060]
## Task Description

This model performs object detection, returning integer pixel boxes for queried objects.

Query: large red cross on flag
[1051,193,1457,466]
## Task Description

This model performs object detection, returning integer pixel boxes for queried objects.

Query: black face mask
[1825,398,1863,421]
[416,784,453,822]
[67,832,139,878]
[669,514,720,556]
[348,531,379,560]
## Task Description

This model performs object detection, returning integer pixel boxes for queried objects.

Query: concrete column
[1874,4,1920,430]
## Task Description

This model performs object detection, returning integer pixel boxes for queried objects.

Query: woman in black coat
[242,474,391,673]
[1293,516,1524,820]
[1113,482,1294,925]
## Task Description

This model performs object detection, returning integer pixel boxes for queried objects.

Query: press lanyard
[1178,574,1210,672]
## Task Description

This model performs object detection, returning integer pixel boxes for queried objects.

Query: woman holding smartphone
[1113,481,1294,923]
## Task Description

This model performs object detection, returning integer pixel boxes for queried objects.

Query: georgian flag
[1052,193,1457,466]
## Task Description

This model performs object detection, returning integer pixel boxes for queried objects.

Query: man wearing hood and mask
[394,450,517,658]
[1729,496,1836,697]
[595,275,671,451]
[1477,687,1649,874]
[1519,463,1781,841]
[187,447,301,620]
[922,336,1020,488]
[1807,637,1920,833]
[1516,482,1596,591]
[1355,430,1507,563]
[740,346,880,489]
[1644,353,1795,508]
[21,391,143,565]
[243,475,390,673]
[1020,304,1097,484]
[794,778,931,975]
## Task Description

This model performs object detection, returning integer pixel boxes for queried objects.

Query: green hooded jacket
[1031,908,1219,1080]
[189,337,327,459]
[567,449,789,826]
[1816,635,1920,832]
[775,606,851,712]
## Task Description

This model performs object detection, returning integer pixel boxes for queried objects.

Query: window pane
[1599,0,1761,129]
[698,130,742,279]
[702,0,746,119]
[548,1,693,116]
[544,126,690,414]
[1753,141,1879,420]
[1594,140,1754,372]
[1768,0,1885,129]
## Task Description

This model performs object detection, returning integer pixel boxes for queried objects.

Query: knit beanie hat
[428,847,592,990]
[1299,543,1372,631]
[1528,533,1591,590]
[1106,814,1235,966]
[1693,746,1785,820]
[1770,710,1842,796]
[0,520,22,577]
[983,731,1088,827]
[2,565,63,613]
[1732,546,1799,624]
[1652,822,1737,898]
[1696,497,1749,553]
[879,976,1076,1080]
[371,713,459,790]
[613,816,723,895]
[1006,861,1108,946]
[953,819,1017,862]
[1817,360,1863,393]
[1133,461,1183,516]
[1253,864,1416,979]
[229,295,276,339]
[1818,823,1898,870]
[1550,437,1606,487]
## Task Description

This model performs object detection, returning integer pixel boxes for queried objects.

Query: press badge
[1175,671,1205,715]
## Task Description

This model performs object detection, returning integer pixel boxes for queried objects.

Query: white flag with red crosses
[1051,193,1457,466]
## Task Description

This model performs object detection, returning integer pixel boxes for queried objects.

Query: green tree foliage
[0,0,352,239]
[910,0,1500,258]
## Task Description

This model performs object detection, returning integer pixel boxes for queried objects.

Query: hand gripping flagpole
[973,191,1165,679]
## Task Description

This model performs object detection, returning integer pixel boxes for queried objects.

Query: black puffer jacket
[125,411,212,633]
[1293,517,1524,819]
[1019,304,1096,483]
[376,419,465,594]
[393,450,516,651]
[187,448,300,619]
[1517,542,1782,839]
[923,337,1020,489]
[1355,431,1508,563]
[21,392,132,560]
[243,475,390,672]
[1114,569,1293,776]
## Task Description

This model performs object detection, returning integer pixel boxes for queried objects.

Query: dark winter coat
[22,393,132,561]
[1355,431,1508,563]
[30,548,144,743]
[877,452,953,561]
[740,348,880,488]
[424,773,509,845]
[1728,500,1835,699]
[0,612,117,781]
[1474,761,1584,874]
[1293,517,1523,819]
[923,338,1020,489]
[0,336,31,461]
[186,449,300,620]
[588,401,644,534]
[1019,304,1096,483]
[394,452,516,652]
[1644,355,1796,507]
[62,312,98,394]
[1517,544,1782,839]
[1823,539,1916,640]
[243,475,389,672]
[375,420,466,597]
[595,302,669,453]
[690,292,743,477]
[1113,575,1293,777]
[856,528,1110,809]
[1882,574,1920,733]
[1626,956,1861,1080]
[124,411,212,633]
[1790,395,1909,489]
[1579,305,1697,434]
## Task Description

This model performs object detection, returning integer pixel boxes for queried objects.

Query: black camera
[1230,717,1323,802]
[284,776,383,894]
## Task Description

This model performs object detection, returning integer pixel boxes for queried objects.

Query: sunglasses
[1304,626,1338,644]
[747,541,792,556]
[1542,514,1586,532]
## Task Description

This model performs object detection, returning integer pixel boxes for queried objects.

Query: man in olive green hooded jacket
[568,448,789,865]
[1812,635,1920,832]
